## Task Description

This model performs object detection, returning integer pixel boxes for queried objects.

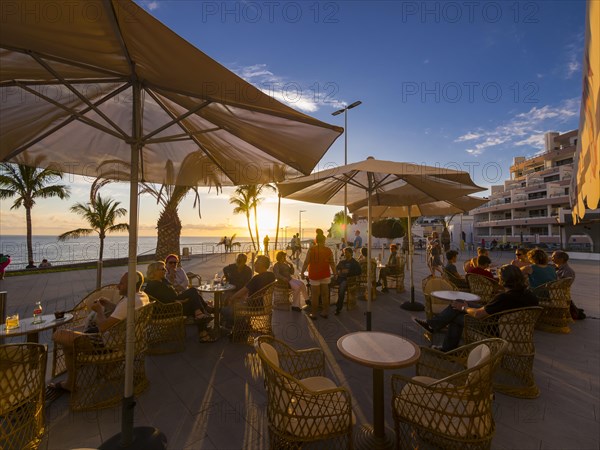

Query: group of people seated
[416,245,578,353]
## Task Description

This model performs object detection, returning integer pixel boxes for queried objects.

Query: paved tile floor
[1,249,598,449]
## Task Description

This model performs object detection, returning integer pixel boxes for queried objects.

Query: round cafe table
[337,331,420,449]
[196,283,235,338]
[0,313,73,343]
[431,290,481,303]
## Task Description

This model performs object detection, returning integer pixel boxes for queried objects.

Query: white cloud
[456,98,580,156]
[423,59,429,64]
[566,59,581,78]
[138,1,160,11]
[232,63,345,113]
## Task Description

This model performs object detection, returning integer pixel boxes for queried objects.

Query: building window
[530,227,548,236]
[505,228,512,235]
[528,209,547,218]
[528,192,547,200]
[504,198,511,203]
[544,174,560,183]
[564,187,569,196]
[555,158,573,167]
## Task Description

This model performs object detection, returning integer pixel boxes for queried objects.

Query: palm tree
[92,153,222,261]
[0,159,71,264]
[59,194,128,287]
[251,184,276,252]
[230,186,257,251]
[59,194,129,260]
[330,210,353,238]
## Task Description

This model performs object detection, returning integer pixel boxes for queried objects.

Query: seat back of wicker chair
[422,275,456,320]
[533,278,573,333]
[466,274,500,305]
[0,343,48,450]
[147,296,186,354]
[442,269,470,292]
[232,283,276,343]
[52,284,120,378]
[70,302,153,411]
[391,339,507,448]
[254,336,353,448]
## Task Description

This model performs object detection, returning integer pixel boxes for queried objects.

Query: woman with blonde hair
[521,248,556,288]
[164,254,189,293]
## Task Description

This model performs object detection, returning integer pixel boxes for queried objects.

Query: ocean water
[0,235,256,269]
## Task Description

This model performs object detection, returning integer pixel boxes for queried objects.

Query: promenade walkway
[1,249,598,449]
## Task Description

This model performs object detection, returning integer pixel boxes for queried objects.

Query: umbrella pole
[366,178,372,331]
[401,208,424,311]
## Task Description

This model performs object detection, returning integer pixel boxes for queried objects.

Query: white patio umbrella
[0,1,342,447]
[350,194,488,310]
[277,157,485,330]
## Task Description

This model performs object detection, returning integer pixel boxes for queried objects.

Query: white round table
[431,290,481,303]
[337,331,420,449]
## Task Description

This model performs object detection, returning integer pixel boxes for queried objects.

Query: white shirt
[111,292,150,321]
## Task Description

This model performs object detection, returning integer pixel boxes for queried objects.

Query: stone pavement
[1,249,598,449]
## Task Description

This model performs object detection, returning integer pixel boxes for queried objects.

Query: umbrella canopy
[277,157,486,329]
[349,194,488,218]
[0,0,342,184]
[1,0,342,446]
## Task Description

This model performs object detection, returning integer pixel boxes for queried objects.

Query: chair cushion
[261,342,280,368]
[467,344,490,385]
[300,376,337,391]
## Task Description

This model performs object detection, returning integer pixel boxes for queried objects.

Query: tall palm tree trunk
[254,205,260,253]
[97,235,105,289]
[275,194,281,250]
[156,206,182,261]
[25,206,33,263]
[246,213,256,251]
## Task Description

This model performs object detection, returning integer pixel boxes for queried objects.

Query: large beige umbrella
[277,157,485,330]
[350,193,488,310]
[0,1,342,447]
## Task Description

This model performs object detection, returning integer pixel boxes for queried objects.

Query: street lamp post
[332,100,362,242]
[299,210,306,242]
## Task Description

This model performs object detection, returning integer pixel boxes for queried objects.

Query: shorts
[309,277,331,286]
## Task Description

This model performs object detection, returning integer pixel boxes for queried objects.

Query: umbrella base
[99,427,167,450]
[400,301,425,311]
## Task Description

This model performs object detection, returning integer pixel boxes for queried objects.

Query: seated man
[464,247,489,273]
[466,255,495,280]
[414,265,538,352]
[551,250,575,281]
[334,247,361,315]
[377,244,402,293]
[223,253,253,293]
[229,255,276,306]
[444,250,469,290]
[51,271,149,391]
[144,261,212,319]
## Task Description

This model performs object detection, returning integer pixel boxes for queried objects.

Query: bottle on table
[32,301,43,324]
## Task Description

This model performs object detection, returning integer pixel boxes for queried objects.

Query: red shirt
[306,245,333,280]
[467,266,495,280]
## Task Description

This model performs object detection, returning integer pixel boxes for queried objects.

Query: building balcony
[473,195,569,214]
[475,216,557,227]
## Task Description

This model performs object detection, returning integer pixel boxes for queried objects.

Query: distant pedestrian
[353,230,362,253]
[39,259,52,268]
[263,235,270,254]
[0,254,10,279]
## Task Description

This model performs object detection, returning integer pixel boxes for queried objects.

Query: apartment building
[472,130,579,248]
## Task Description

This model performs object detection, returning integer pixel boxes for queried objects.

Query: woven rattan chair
[52,284,120,378]
[464,306,543,398]
[391,338,507,450]
[422,275,457,321]
[330,275,359,311]
[254,336,354,450]
[533,278,573,333]
[69,302,153,411]
[272,284,292,311]
[386,255,406,293]
[147,298,186,355]
[0,343,47,450]
[466,274,501,305]
[232,283,276,344]
[358,259,377,301]
[186,272,202,288]
[443,269,471,292]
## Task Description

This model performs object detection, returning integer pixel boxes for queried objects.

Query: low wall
[569,252,600,261]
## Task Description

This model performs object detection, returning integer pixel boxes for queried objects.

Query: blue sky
[0,0,585,238]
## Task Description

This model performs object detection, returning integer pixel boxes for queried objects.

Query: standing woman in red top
[301,230,337,320]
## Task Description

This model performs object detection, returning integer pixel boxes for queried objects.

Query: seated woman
[520,248,557,289]
[164,254,190,294]
[273,251,307,312]
[511,248,529,268]
[144,261,212,320]
[414,265,538,352]
[444,250,469,290]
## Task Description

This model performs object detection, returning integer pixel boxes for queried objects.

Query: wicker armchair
[330,275,359,311]
[422,275,457,321]
[358,259,377,301]
[464,306,543,398]
[273,284,292,311]
[466,274,501,305]
[254,336,354,450]
[533,278,573,333]
[232,283,276,344]
[52,284,120,378]
[147,298,186,355]
[386,255,406,293]
[0,343,47,450]
[443,269,471,292]
[391,339,507,450]
[69,302,153,411]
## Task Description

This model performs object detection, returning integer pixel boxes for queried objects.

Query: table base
[355,424,394,450]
